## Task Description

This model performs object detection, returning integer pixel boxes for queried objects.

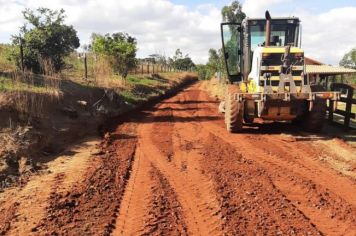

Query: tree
[91,32,137,78]
[221,1,246,23]
[172,49,195,71]
[12,8,80,73]
[340,48,356,69]
[173,49,183,61]
[207,49,220,72]
[196,64,214,80]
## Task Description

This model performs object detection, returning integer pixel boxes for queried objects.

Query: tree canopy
[12,8,80,73]
[171,49,195,71]
[221,0,246,23]
[339,48,356,69]
[91,32,137,78]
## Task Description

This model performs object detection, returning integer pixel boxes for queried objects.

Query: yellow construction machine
[220,11,340,132]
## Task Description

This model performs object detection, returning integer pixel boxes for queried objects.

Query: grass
[119,89,145,104]
[119,73,182,105]
[0,76,50,94]
[126,75,158,87]
[0,44,192,115]
[203,77,226,100]
[62,52,96,79]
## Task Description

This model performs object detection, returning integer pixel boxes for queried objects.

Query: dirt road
[1,82,355,235]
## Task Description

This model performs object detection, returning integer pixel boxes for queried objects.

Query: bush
[91,32,137,78]
[196,65,214,80]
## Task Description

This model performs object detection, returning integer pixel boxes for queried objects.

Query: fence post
[84,53,88,79]
[147,64,150,74]
[344,86,354,129]
[153,64,155,74]
[141,64,144,74]
[328,84,334,123]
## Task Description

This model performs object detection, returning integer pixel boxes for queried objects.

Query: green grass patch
[119,89,147,105]
[126,75,158,86]
[0,76,51,94]
[62,53,97,79]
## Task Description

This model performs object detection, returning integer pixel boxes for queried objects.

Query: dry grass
[93,56,126,89]
[0,58,62,118]
[202,77,226,100]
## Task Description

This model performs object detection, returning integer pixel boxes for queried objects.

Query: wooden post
[344,85,353,129]
[147,64,150,74]
[84,53,88,79]
[153,64,155,74]
[328,84,334,123]
[141,64,144,74]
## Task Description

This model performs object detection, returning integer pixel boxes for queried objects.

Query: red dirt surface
[0,82,355,235]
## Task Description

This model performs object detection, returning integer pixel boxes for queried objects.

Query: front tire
[225,85,243,133]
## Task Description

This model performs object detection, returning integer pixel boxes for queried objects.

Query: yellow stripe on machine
[262,47,303,53]
[260,76,302,81]
[261,66,303,71]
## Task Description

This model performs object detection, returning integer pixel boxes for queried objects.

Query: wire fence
[128,63,193,75]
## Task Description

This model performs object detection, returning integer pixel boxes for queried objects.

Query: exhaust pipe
[265,11,271,46]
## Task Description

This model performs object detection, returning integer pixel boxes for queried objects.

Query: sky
[0,0,355,65]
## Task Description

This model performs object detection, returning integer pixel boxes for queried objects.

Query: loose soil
[0,82,355,235]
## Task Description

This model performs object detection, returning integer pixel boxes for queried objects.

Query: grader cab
[220,11,340,132]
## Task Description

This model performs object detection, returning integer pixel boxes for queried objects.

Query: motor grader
[220,11,340,133]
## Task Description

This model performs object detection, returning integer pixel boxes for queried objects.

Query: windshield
[222,24,241,76]
[249,20,299,51]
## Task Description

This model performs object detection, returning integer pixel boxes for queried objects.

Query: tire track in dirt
[132,93,224,235]
[113,100,190,236]
[138,123,223,235]
[113,142,153,235]
[170,90,225,235]
[144,165,188,235]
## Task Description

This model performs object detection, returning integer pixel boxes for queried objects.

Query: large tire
[225,86,243,133]
[302,85,327,132]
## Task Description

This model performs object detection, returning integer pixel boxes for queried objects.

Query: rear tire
[225,86,243,133]
[302,85,327,132]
